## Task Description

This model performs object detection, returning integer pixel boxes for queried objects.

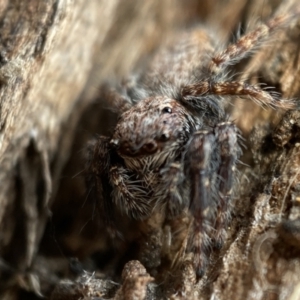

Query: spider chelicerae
[85,10,297,278]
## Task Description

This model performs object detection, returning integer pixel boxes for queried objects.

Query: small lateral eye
[160,133,169,141]
[162,107,172,114]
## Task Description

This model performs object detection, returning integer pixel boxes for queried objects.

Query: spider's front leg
[84,83,134,236]
[213,122,240,247]
[160,162,185,218]
[85,136,117,237]
[186,122,240,277]
[186,130,217,277]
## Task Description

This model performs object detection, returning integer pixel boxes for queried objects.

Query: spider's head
[110,96,195,161]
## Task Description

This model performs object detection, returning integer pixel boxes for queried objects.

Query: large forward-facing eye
[142,141,157,153]
[162,107,172,114]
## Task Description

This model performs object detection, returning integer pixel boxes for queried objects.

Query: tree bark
[0,0,300,299]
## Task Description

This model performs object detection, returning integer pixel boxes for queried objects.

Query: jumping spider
[85,11,297,278]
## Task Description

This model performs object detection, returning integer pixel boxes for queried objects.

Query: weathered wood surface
[0,0,300,299]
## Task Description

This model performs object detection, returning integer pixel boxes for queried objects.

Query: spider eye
[162,107,172,114]
[110,139,120,148]
[160,133,169,141]
[142,141,157,153]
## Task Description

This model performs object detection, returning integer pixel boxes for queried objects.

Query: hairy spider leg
[160,162,185,218]
[213,122,239,248]
[85,137,118,237]
[181,12,299,110]
[187,130,217,277]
